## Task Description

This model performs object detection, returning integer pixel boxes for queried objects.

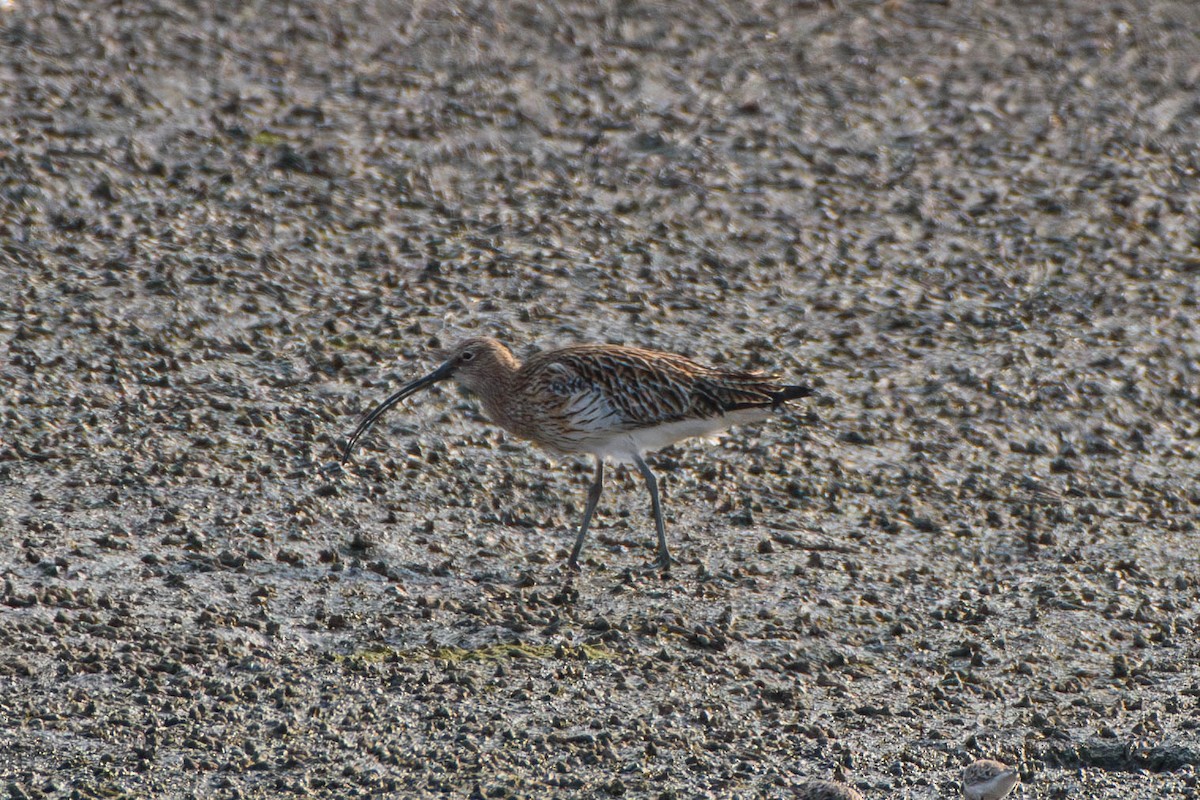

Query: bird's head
[341,336,518,462]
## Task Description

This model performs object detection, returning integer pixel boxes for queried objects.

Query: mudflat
[2,1,1198,797]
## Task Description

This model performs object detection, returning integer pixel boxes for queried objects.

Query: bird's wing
[539,361,631,433]
[529,346,785,430]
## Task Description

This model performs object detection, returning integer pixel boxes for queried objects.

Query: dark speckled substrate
[2,1,1199,797]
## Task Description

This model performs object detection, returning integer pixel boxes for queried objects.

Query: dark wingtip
[772,384,814,405]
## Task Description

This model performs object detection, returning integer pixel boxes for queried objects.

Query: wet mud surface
[2,0,1200,797]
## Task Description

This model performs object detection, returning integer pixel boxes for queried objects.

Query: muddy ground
[2,0,1200,797]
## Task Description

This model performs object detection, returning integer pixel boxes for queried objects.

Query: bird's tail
[770,384,814,406]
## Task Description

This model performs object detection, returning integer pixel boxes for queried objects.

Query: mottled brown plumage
[342,337,811,570]
[962,759,1019,800]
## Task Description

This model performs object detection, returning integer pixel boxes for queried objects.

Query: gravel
[2,0,1200,797]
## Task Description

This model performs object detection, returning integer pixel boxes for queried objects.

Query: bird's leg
[633,453,671,571]
[568,457,604,571]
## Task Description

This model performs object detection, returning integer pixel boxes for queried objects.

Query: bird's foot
[644,552,672,574]
[552,573,579,605]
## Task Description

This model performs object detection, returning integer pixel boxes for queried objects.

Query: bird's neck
[475,352,523,431]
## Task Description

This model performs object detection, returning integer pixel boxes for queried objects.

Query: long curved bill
[341,359,455,463]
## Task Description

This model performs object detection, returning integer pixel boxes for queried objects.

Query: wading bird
[342,337,811,571]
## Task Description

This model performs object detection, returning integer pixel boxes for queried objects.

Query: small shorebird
[341,337,811,571]
[962,759,1019,800]
[796,779,864,800]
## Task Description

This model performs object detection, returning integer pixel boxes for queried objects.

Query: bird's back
[503,344,809,455]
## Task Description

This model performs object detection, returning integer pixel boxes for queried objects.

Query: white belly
[585,408,771,463]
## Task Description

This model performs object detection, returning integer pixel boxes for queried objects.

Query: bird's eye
[460,350,475,362]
